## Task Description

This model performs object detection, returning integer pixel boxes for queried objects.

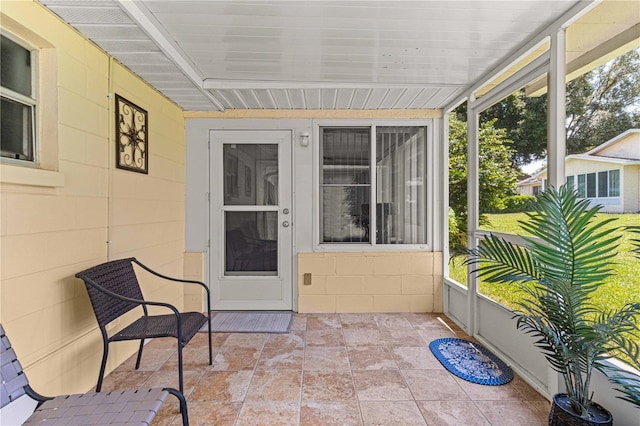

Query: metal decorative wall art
[115,94,148,173]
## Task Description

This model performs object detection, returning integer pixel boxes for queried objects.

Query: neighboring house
[518,129,640,213]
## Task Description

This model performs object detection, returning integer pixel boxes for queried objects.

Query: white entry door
[209,130,293,310]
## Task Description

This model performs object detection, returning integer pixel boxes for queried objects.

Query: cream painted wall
[0,1,186,396]
[298,252,443,313]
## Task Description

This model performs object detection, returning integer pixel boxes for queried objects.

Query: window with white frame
[319,125,428,246]
[568,169,620,199]
[1,34,36,163]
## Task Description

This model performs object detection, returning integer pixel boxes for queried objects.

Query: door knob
[282,221,290,228]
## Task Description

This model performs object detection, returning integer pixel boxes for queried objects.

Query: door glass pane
[225,211,277,276]
[224,144,278,206]
[321,186,370,243]
[376,126,427,244]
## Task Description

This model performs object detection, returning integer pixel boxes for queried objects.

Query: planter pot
[549,393,613,426]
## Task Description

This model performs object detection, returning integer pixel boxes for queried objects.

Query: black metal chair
[75,257,212,394]
[0,323,189,425]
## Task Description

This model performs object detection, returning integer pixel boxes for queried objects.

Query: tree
[478,48,640,164]
[449,114,519,250]
[566,48,640,153]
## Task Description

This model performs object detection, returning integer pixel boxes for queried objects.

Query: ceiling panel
[39,0,627,112]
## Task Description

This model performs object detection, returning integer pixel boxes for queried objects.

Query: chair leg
[165,387,189,426]
[135,339,145,370]
[177,343,184,393]
[207,314,213,365]
[96,339,109,392]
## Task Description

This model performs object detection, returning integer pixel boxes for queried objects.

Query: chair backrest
[0,324,29,409]
[75,258,145,329]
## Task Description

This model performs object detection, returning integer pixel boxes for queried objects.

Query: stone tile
[300,401,363,425]
[302,371,356,401]
[189,331,226,348]
[453,375,524,401]
[144,337,178,350]
[235,401,300,426]
[401,369,468,400]
[416,400,491,425]
[304,346,350,371]
[306,329,345,346]
[415,326,458,341]
[359,401,426,425]
[257,347,304,370]
[353,370,413,401]
[190,370,253,402]
[511,375,548,400]
[391,346,443,369]
[113,348,175,372]
[340,313,379,330]
[264,331,305,350]
[221,333,267,349]
[374,314,414,330]
[98,371,153,391]
[347,346,397,370]
[184,401,242,426]
[213,347,260,370]
[291,314,308,331]
[245,369,302,402]
[380,329,425,346]
[307,314,342,330]
[142,369,203,396]
[343,329,384,346]
[160,345,213,371]
[474,399,549,426]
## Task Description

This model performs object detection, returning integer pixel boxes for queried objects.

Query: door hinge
[207,192,210,201]
[207,239,210,248]
[208,140,211,149]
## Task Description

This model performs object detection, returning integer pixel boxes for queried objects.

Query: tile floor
[100,313,550,425]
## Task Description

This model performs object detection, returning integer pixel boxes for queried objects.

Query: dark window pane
[1,35,31,97]
[322,128,370,184]
[598,171,608,197]
[225,211,277,275]
[0,96,33,161]
[321,186,370,243]
[586,173,597,198]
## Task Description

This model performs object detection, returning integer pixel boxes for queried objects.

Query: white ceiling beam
[115,0,225,111]
[203,79,468,90]
[525,22,640,96]
[469,0,600,98]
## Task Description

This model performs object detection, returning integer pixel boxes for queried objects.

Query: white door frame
[208,130,293,310]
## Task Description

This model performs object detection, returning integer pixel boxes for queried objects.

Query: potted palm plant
[464,185,640,425]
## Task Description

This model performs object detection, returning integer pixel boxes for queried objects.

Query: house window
[577,174,586,197]
[319,125,427,245]
[609,170,620,197]
[566,175,575,189]
[574,169,620,199]
[598,171,608,197]
[586,173,597,198]
[1,34,36,163]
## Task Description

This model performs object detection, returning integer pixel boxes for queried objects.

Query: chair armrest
[132,259,210,296]
[132,258,211,315]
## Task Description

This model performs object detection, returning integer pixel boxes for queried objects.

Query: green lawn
[449,212,640,364]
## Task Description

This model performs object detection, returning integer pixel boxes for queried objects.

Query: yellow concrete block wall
[0,1,186,396]
[298,252,443,313]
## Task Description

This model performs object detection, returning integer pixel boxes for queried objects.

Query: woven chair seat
[23,388,168,426]
[111,312,207,344]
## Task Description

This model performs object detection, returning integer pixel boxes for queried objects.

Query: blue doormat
[429,338,513,386]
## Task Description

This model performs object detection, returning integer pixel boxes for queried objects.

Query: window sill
[0,163,65,187]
